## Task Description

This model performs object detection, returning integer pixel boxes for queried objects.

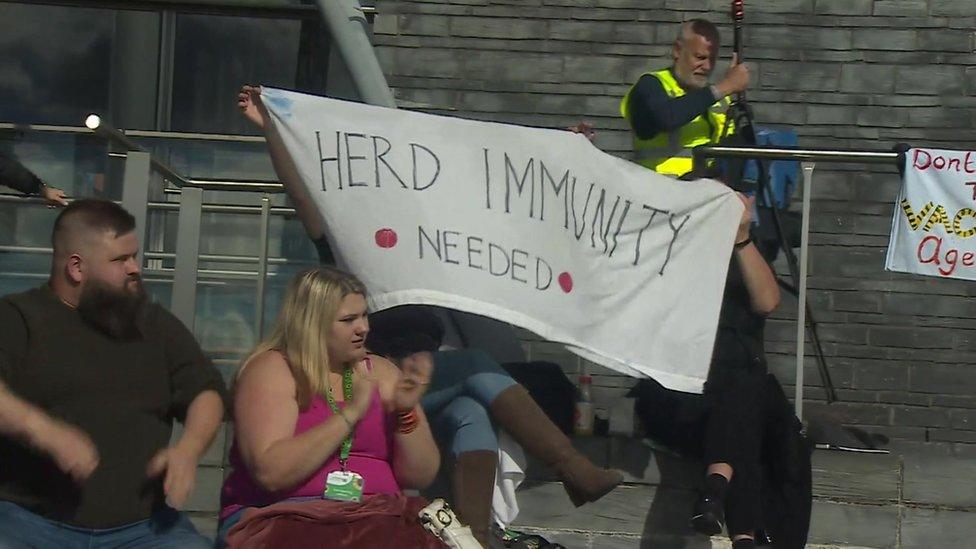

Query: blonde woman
[237,85,623,547]
[218,267,443,548]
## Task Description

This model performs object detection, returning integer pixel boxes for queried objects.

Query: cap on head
[366,306,444,359]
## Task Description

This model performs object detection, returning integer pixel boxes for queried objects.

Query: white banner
[262,88,742,392]
[886,148,976,281]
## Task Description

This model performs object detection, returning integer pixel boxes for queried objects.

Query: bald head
[52,199,136,261]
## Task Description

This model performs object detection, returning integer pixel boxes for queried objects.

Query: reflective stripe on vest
[620,68,733,177]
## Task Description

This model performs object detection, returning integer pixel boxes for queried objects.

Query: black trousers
[633,368,786,535]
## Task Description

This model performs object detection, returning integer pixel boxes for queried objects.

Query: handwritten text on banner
[263,88,742,392]
[886,148,976,281]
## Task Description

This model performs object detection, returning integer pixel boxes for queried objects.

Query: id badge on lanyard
[322,364,365,502]
[324,470,364,502]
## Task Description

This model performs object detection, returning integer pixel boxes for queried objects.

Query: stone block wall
[372,0,976,452]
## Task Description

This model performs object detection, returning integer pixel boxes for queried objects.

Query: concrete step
[510,523,882,549]
[509,480,901,548]
[507,436,976,549]
[185,434,976,548]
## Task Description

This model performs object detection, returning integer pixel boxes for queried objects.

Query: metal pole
[695,145,899,164]
[0,245,53,255]
[254,195,272,339]
[149,198,297,217]
[120,151,151,262]
[20,0,342,19]
[172,186,203,330]
[795,162,816,421]
[85,115,189,187]
[692,145,906,417]
[186,179,285,193]
[317,0,397,108]
[156,10,177,132]
[109,10,161,130]
[1,121,268,144]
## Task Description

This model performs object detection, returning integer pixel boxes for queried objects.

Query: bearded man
[620,18,750,177]
[0,199,226,547]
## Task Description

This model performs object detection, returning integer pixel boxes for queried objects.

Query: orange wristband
[396,410,419,434]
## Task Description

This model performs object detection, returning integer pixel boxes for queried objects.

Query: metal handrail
[694,145,901,165]
[184,179,284,193]
[11,0,377,19]
[1,122,265,143]
[0,244,308,267]
[0,122,95,136]
[148,200,295,215]
[145,266,295,279]
[0,194,65,206]
[145,252,304,266]
[124,130,264,143]
[0,270,295,285]
[690,144,905,421]
[84,115,192,187]
[0,194,295,215]
[2,120,285,192]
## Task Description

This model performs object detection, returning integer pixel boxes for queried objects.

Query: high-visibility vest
[620,68,733,177]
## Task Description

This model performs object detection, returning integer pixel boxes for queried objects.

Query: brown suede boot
[451,450,497,547]
[490,384,623,507]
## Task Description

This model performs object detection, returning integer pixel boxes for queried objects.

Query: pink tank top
[220,358,400,519]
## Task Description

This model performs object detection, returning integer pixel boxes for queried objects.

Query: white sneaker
[418,498,484,549]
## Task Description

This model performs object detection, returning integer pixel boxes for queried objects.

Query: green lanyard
[325,366,355,469]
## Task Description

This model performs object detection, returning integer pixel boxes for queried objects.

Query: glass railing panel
[0,252,50,298]
[1,128,324,388]
[267,210,319,263]
[142,278,174,312]
[1,133,114,200]
[0,195,59,297]
[133,137,276,185]
[194,277,260,385]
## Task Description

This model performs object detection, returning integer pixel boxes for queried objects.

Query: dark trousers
[633,368,777,535]
[0,501,211,549]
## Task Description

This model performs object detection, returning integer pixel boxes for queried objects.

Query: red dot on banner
[558,272,573,293]
[375,228,398,249]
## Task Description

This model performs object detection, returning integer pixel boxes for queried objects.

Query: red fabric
[225,494,447,549]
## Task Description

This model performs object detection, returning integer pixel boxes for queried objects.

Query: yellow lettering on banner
[923,204,952,232]
[901,200,976,239]
[953,208,976,238]
[900,199,934,230]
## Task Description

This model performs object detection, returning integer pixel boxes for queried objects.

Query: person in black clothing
[0,152,68,206]
[630,168,781,549]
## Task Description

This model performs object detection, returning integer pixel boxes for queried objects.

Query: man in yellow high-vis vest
[620,19,750,177]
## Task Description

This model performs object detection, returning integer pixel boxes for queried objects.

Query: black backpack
[758,374,813,549]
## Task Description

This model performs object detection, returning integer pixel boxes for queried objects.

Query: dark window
[0,3,114,125]
[170,13,329,134]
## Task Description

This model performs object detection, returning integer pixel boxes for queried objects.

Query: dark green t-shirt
[0,286,227,528]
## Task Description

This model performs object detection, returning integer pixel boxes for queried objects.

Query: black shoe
[754,529,773,545]
[690,494,725,536]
